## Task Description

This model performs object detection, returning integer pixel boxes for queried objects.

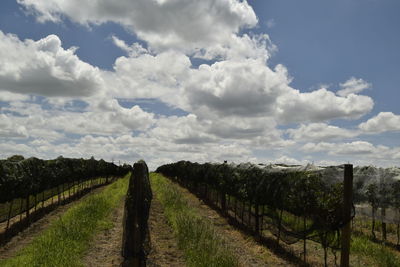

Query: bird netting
[156,161,354,249]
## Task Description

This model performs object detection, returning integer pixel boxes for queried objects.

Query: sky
[0,0,400,169]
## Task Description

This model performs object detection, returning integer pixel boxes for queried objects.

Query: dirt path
[175,184,294,267]
[83,191,186,267]
[0,186,106,260]
[147,194,186,267]
[83,198,125,267]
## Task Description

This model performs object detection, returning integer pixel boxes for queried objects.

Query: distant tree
[7,155,24,161]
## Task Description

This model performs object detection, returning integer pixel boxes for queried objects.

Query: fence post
[122,160,152,267]
[221,192,226,215]
[340,164,353,267]
[25,195,30,223]
[255,204,260,236]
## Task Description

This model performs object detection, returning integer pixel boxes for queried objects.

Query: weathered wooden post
[340,164,353,267]
[25,195,30,223]
[221,192,227,215]
[254,204,260,236]
[122,160,152,267]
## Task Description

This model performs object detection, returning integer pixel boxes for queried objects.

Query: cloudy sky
[0,0,399,169]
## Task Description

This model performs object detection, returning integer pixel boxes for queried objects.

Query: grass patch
[150,173,238,267]
[0,174,129,267]
[351,234,400,267]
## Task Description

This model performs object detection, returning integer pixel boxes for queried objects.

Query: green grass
[150,173,238,267]
[351,234,400,267]
[0,174,129,267]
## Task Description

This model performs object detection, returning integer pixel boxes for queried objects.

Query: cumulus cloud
[337,77,371,97]
[184,61,373,123]
[148,114,217,145]
[0,142,35,158]
[302,141,400,162]
[185,59,288,117]
[287,123,359,141]
[0,1,390,168]
[277,88,374,123]
[0,114,29,138]
[107,50,191,106]
[1,98,155,137]
[18,0,257,54]
[111,36,148,57]
[108,46,374,131]
[0,31,103,97]
[14,1,374,128]
[359,112,400,133]
[0,91,30,102]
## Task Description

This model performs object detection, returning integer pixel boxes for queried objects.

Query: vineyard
[0,155,131,244]
[2,156,400,266]
[156,161,400,266]
[156,161,353,266]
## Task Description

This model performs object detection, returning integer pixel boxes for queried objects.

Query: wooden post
[234,197,237,220]
[255,204,260,236]
[42,190,45,209]
[34,194,37,212]
[260,205,264,236]
[221,192,226,214]
[382,208,387,242]
[122,160,152,267]
[19,199,23,222]
[340,164,353,267]
[25,195,30,222]
[6,199,13,231]
[247,202,252,227]
[241,201,244,224]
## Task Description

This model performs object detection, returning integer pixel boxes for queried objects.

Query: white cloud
[1,98,155,137]
[337,77,371,97]
[277,88,374,123]
[302,141,400,164]
[0,91,30,102]
[0,142,36,158]
[302,141,379,155]
[0,1,393,169]
[0,31,103,97]
[107,50,191,106]
[111,36,148,58]
[0,114,29,138]
[359,112,400,133]
[193,33,275,61]
[273,155,304,165]
[287,123,359,141]
[185,59,288,118]
[18,0,258,54]
[148,114,217,144]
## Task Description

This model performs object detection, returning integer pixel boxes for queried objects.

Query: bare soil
[83,191,187,267]
[147,195,186,267]
[83,197,125,267]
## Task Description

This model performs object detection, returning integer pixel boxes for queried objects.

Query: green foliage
[0,156,131,204]
[156,161,347,248]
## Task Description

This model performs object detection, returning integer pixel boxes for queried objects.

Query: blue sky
[0,0,399,168]
[252,0,400,114]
